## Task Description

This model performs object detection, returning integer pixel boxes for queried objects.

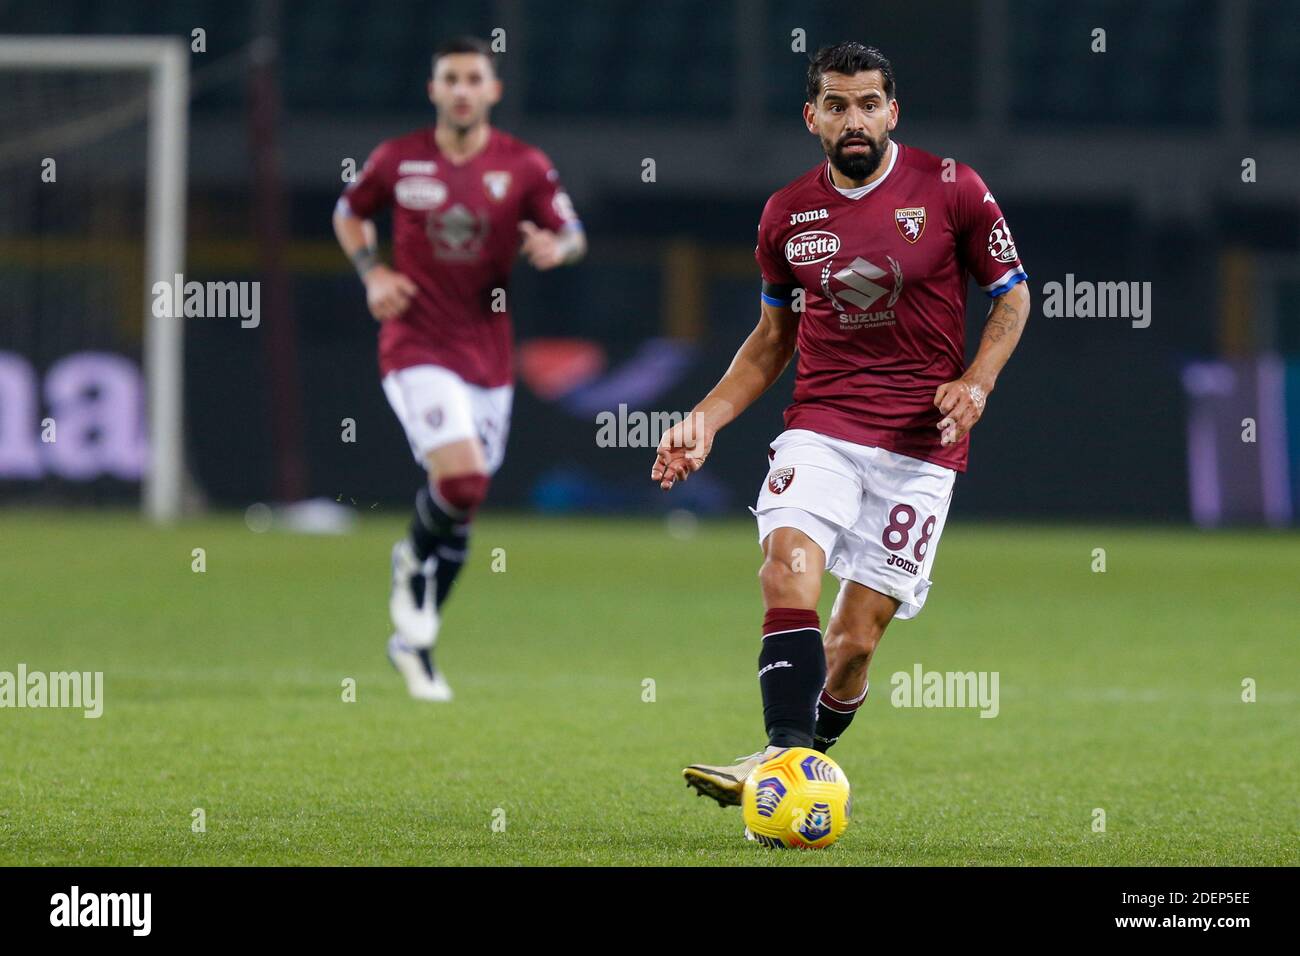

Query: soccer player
[333,36,586,700]
[652,42,1030,804]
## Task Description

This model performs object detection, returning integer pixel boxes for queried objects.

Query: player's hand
[363,265,418,321]
[518,221,567,270]
[934,378,988,446]
[651,414,714,491]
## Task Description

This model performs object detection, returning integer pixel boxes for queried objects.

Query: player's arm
[519,221,587,271]
[519,153,586,271]
[332,201,417,321]
[934,279,1031,445]
[652,299,799,490]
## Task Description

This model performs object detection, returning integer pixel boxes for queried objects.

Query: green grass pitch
[1,510,1296,866]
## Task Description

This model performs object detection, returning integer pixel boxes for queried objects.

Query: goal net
[0,37,188,521]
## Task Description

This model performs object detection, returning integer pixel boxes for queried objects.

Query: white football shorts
[752,428,957,620]
[381,364,513,475]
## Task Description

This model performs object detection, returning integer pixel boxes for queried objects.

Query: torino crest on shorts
[754,142,1028,473]
[767,467,795,494]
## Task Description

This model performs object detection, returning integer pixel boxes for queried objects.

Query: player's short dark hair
[431,36,496,74]
[806,42,895,103]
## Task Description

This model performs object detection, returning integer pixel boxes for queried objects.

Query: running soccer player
[333,36,585,700]
[652,42,1030,803]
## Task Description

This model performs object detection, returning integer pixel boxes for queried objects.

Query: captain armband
[760,280,797,307]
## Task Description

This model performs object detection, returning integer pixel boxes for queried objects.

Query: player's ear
[802,101,817,134]
[488,76,503,106]
[887,98,899,132]
[427,78,436,107]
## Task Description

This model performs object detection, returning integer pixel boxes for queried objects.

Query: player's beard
[440,102,487,138]
[827,130,887,183]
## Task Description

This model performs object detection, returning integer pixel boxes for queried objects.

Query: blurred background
[2,0,1298,526]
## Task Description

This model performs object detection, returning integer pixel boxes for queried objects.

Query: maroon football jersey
[340,127,580,386]
[755,141,1027,472]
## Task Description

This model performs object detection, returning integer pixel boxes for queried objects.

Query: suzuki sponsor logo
[789,208,829,225]
[785,230,840,265]
[428,202,488,259]
[821,255,903,313]
[839,312,896,329]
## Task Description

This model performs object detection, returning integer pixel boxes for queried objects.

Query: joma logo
[789,208,828,225]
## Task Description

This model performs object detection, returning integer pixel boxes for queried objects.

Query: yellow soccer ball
[741,747,851,849]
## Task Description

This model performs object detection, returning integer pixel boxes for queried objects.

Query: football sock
[758,608,826,749]
[411,478,488,610]
[410,484,451,563]
[408,485,456,609]
[813,681,869,752]
[432,522,470,608]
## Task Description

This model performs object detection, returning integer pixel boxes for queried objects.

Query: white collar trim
[827,140,898,200]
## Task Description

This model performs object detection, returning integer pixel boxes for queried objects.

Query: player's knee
[434,472,489,518]
[758,553,811,604]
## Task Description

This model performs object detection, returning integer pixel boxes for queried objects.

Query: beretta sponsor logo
[785,230,840,265]
[394,176,447,210]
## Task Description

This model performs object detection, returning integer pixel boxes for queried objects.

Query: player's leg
[813,580,898,751]
[418,381,510,614]
[810,442,958,748]
[682,525,827,807]
[411,437,490,615]
[386,438,488,701]
[387,437,485,701]
[683,429,861,806]
[381,366,493,700]
[396,379,510,696]
[756,526,827,748]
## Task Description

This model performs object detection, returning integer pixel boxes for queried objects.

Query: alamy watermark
[151,273,260,328]
[890,663,999,718]
[0,664,103,718]
[50,886,150,935]
[1041,274,1151,328]
[595,404,700,448]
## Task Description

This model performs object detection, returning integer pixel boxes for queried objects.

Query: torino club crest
[894,206,926,243]
[482,171,511,201]
[767,467,795,494]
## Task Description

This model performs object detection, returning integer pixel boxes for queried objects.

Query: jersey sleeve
[755,195,797,306]
[522,149,581,233]
[337,141,395,219]
[953,164,1028,297]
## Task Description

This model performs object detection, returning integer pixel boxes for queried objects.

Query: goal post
[0,36,189,522]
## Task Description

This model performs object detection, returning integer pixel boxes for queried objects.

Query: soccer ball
[741,747,851,849]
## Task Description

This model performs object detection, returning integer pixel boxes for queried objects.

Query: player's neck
[434,121,492,165]
[827,138,895,191]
